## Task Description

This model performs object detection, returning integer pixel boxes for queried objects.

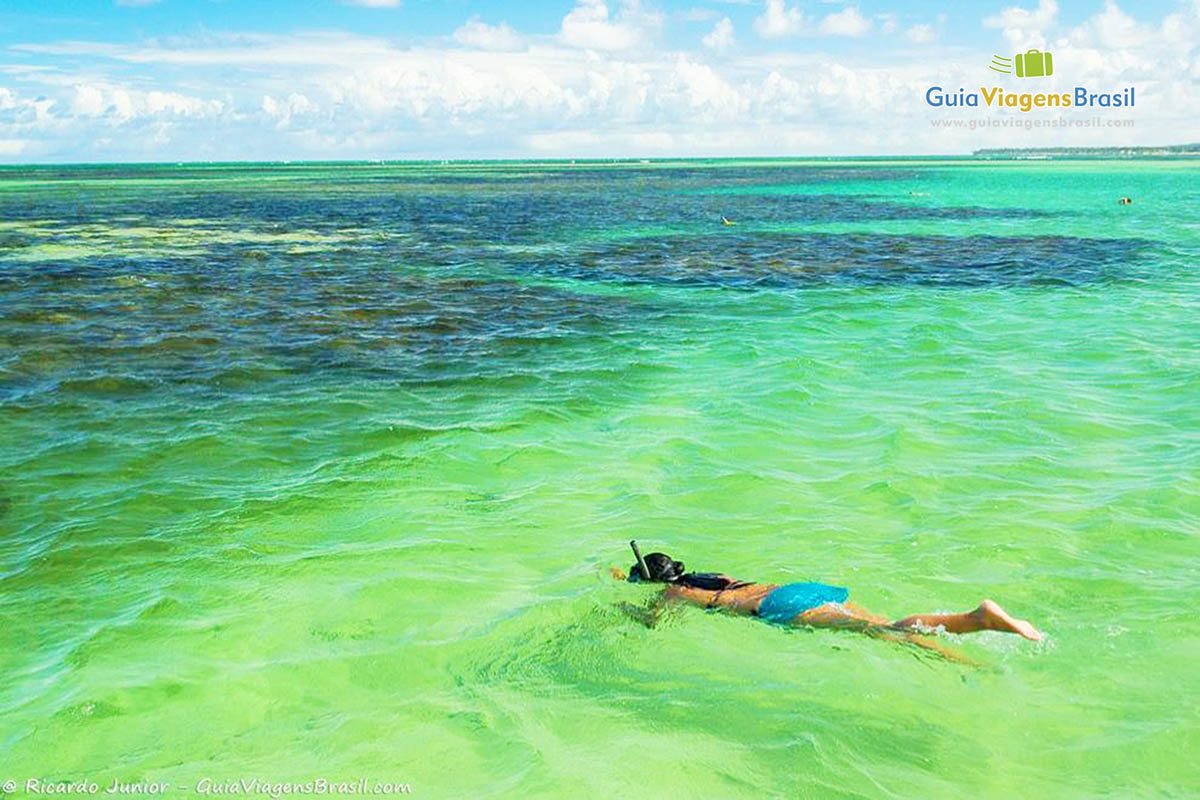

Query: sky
[0,0,1196,161]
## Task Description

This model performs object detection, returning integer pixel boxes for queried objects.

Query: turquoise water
[1,160,1198,798]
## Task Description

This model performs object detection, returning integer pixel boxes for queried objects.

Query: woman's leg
[794,603,974,663]
[794,602,884,631]
[890,599,1043,641]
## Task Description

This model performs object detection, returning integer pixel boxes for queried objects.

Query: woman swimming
[615,542,1043,647]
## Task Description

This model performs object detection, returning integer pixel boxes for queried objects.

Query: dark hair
[629,551,685,583]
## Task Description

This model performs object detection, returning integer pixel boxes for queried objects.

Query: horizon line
[2,147,1198,169]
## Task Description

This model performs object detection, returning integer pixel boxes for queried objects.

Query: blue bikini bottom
[757,582,849,624]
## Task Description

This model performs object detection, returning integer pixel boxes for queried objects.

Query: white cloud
[344,0,400,7]
[72,84,106,116]
[668,56,745,118]
[877,13,898,35]
[560,0,661,51]
[262,92,317,128]
[984,0,1059,48]
[1066,0,1153,49]
[819,7,871,37]
[453,16,525,51]
[1052,0,1198,91]
[984,0,1058,30]
[70,82,224,121]
[754,0,805,38]
[905,23,936,44]
[702,17,735,52]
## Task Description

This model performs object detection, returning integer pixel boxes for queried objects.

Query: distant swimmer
[1118,196,1133,205]
[614,542,1043,661]
[721,216,736,226]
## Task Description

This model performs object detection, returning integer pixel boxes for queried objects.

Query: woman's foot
[976,600,1044,641]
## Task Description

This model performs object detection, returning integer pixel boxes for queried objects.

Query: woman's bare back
[665,580,778,615]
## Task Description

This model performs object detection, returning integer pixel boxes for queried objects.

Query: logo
[924,44,1133,113]
[990,49,1054,78]
[925,44,1135,132]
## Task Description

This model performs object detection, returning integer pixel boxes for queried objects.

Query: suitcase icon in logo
[1015,49,1053,78]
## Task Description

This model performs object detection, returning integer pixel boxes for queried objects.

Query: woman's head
[629,551,685,583]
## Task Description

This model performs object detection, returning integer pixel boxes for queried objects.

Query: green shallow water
[1,160,1198,798]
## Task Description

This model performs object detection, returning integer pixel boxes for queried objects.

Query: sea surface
[0,159,1197,798]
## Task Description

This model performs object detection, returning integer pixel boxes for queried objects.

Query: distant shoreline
[1,151,1200,169]
[973,144,1200,159]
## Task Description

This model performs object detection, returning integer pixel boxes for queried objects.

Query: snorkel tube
[630,540,652,582]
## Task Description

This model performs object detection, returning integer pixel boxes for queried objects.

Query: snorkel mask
[628,540,652,583]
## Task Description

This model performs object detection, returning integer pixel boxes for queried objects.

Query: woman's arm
[618,588,676,628]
